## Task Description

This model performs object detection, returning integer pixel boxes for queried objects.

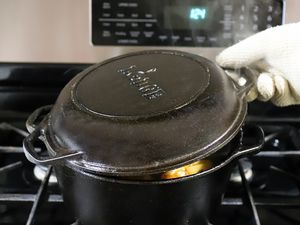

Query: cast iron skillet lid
[46,50,248,176]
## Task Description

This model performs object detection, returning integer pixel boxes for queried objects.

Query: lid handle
[23,126,83,165]
[26,105,53,133]
[23,107,83,165]
[224,67,258,97]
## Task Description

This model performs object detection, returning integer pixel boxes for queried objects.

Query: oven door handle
[23,124,83,165]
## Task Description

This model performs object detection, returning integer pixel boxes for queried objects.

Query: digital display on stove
[164,6,212,29]
[91,0,284,47]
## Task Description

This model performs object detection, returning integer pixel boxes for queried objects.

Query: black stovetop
[0,63,300,225]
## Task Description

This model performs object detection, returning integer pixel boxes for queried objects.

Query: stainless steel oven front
[0,0,295,63]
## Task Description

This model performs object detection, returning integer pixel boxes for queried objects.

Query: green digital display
[189,7,207,20]
[164,6,212,29]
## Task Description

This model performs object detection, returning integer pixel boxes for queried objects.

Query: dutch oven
[23,50,264,225]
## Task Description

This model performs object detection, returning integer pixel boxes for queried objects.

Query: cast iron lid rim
[70,50,211,120]
[44,99,247,176]
[64,136,243,186]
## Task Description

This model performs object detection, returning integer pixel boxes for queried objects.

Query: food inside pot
[161,160,213,179]
[119,159,214,181]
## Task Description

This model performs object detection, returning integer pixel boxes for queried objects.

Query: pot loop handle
[230,125,264,161]
[224,67,259,97]
[23,106,83,166]
[209,125,264,174]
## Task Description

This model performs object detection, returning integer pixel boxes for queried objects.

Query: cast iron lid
[45,50,249,176]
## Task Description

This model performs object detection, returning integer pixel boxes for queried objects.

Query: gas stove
[0,64,300,225]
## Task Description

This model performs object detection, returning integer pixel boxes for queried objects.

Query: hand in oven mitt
[216,22,300,106]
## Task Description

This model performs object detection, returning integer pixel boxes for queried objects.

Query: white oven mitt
[216,22,300,106]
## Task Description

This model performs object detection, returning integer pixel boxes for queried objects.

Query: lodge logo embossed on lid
[72,50,210,119]
[117,65,165,100]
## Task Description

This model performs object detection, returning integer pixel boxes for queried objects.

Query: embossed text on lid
[72,51,210,119]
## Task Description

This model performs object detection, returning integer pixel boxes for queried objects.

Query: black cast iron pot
[23,50,264,225]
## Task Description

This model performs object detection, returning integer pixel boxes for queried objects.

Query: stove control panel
[91,0,284,47]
